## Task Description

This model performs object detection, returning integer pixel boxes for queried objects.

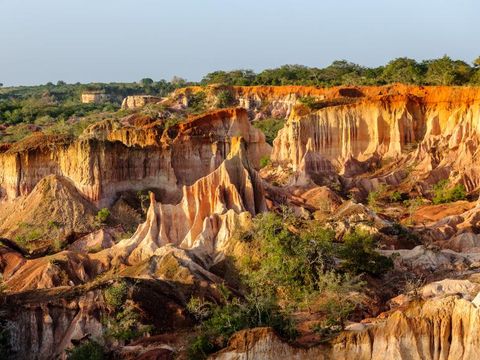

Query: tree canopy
[200,56,480,87]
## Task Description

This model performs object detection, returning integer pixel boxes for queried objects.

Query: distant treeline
[0,79,186,125]
[200,56,480,87]
[1,55,479,126]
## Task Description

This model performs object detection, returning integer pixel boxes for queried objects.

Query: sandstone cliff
[270,87,480,193]
[0,108,270,207]
[1,137,265,292]
[121,95,163,109]
[211,294,480,360]
[96,137,265,266]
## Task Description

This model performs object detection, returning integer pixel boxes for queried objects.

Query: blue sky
[0,0,478,86]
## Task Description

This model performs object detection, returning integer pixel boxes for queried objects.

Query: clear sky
[0,0,478,86]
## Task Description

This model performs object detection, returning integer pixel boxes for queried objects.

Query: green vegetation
[403,197,425,224]
[66,340,105,360]
[188,91,207,113]
[338,230,393,276]
[200,56,480,87]
[432,179,467,204]
[367,186,385,210]
[259,155,271,169]
[1,55,478,145]
[104,281,128,309]
[136,190,150,215]
[390,190,403,202]
[104,303,152,342]
[103,281,152,343]
[13,223,43,251]
[187,211,391,359]
[187,285,294,359]
[215,89,235,108]
[95,208,110,225]
[252,118,285,145]
[0,79,186,144]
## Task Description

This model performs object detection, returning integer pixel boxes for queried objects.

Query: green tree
[252,118,285,145]
[139,78,154,86]
[381,57,425,84]
[338,229,393,276]
[171,76,187,86]
[215,90,235,108]
[424,56,473,85]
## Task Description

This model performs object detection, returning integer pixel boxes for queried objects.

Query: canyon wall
[212,295,480,360]
[0,108,270,206]
[171,85,480,191]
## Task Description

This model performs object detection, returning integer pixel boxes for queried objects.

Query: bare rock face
[0,174,98,252]
[0,108,270,207]
[81,92,110,104]
[210,327,328,360]
[332,295,480,360]
[102,137,265,266]
[6,290,105,360]
[121,95,163,109]
[171,85,480,194]
[269,86,480,192]
[1,138,265,291]
[211,295,480,360]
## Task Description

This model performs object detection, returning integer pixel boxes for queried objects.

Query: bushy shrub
[187,286,295,360]
[187,213,389,358]
[367,185,387,210]
[215,90,235,108]
[66,340,104,360]
[95,208,110,225]
[188,91,207,113]
[390,190,403,202]
[104,281,128,309]
[432,179,467,204]
[338,230,393,276]
[104,302,152,342]
[252,118,285,145]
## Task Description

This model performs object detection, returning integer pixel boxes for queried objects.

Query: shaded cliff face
[0,108,270,207]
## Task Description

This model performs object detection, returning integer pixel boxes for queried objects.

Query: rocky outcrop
[81,92,110,104]
[210,327,328,360]
[121,95,163,109]
[212,293,480,360]
[269,86,480,192]
[98,137,265,266]
[0,108,270,207]
[171,85,480,193]
[1,137,265,291]
[331,295,480,360]
[6,289,105,360]
[0,174,98,252]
